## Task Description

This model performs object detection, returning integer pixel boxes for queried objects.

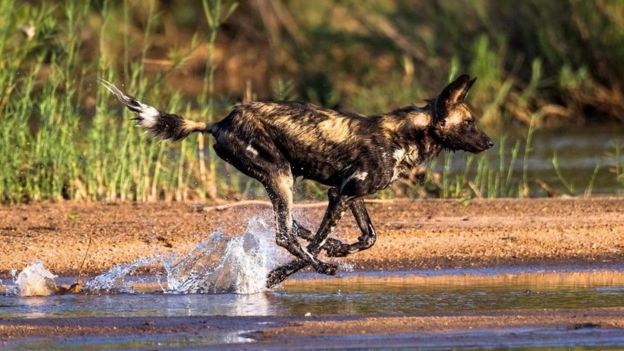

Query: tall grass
[0,1,622,203]
[0,0,236,203]
[609,142,624,190]
[199,0,237,200]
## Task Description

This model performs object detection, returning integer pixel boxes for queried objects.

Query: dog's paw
[314,261,338,276]
[325,243,351,257]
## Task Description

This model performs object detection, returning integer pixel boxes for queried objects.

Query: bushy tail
[99,79,212,141]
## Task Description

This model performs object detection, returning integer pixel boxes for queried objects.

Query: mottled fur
[101,74,493,287]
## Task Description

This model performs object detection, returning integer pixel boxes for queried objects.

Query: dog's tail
[98,79,215,141]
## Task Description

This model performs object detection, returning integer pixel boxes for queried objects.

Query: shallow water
[2,266,624,320]
[2,267,624,350]
[5,332,256,350]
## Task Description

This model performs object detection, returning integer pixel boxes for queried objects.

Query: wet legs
[265,177,342,278]
[293,198,376,257]
[267,188,352,287]
[267,197,378,287]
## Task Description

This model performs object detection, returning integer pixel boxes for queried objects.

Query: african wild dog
[100,74,493,287]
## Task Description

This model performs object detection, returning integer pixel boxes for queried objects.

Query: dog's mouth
[443,137,494,154]
[467,139,495,153]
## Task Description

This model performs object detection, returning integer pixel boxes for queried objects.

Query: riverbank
[0,197,622,277]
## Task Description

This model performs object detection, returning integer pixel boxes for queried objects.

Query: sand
[0,197,622,277]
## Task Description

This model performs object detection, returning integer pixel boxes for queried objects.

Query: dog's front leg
[306,188,352,257]
[293,220,349,255]
[267,188,351,288]
[325,198,376,257]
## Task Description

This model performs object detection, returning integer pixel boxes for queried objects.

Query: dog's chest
[390,146,422,181]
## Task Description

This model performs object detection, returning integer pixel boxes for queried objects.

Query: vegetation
[0,0,622,203]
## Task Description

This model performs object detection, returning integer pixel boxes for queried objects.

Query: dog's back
[213,101,391,185]
[220,101,371,145]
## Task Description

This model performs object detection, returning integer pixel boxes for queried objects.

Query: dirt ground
[0,197,623,277]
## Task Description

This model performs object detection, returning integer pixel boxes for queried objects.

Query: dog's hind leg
[212,129,336,278]
[264,173,309,262]
[267,188,352,287]
[264,173,337,273]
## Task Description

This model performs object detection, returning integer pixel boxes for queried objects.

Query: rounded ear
[434,75,477,121]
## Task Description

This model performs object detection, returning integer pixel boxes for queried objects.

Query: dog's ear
[434,75,476,121]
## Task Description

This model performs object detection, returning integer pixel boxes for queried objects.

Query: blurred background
[1,0,623,203]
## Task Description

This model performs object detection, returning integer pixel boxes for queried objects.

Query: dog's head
[430,75,494,153]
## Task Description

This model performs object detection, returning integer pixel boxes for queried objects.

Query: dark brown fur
[101,74,493,287]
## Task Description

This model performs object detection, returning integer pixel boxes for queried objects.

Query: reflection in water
[6,331,255,350]
[0,292,273,319]
[1,267,624,320]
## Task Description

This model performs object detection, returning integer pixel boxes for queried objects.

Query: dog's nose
[487,140,495,148]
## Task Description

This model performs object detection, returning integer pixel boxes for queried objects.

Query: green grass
[422,132,526,200]
[0,0,622,203]
[0,0,222,203]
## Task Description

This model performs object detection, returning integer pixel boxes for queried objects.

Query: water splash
[85,217,288,295]
[338,261,355,273]
[13,261,57,296]
[162,218,286,294]
[84,257,157,293]
[2,217,292,296]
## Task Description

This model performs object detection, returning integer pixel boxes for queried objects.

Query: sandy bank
[0,197,622,277]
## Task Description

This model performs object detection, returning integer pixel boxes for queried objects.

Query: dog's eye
[464,120,473,126]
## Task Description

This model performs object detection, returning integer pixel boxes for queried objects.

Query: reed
[0,0,622,203]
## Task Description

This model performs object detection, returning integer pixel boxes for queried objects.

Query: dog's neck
[379,104,443,163]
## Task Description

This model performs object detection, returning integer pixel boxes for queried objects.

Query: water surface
[2,266,624,320]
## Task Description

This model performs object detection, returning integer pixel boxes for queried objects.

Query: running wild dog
[100,74,494,287]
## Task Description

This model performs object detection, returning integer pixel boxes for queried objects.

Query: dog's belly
[290,160,344,186]
[275,136,398,191]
